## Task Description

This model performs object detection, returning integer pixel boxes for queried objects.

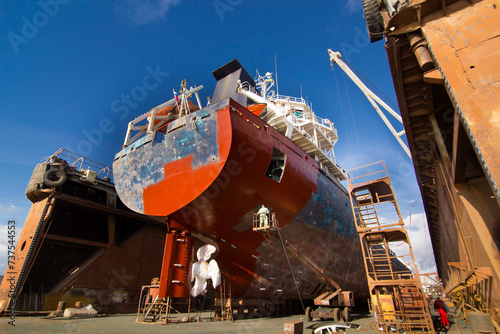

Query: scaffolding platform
[252,211,278,233]
[347,161,435,333]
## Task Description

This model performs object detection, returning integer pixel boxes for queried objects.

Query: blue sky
[0,0,436,279]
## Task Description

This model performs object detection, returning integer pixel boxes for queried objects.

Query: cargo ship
[0,60,414,316]
[112,59,370,304]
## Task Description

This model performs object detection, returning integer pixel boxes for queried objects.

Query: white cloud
[346,0,361,13]
[391,212,437,275]
[115,0,181,25]
[0,203,21,217]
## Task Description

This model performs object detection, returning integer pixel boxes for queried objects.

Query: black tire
[361,0,384,42]
[305,306,312,322]
[43,169,67,187]
[343,307,351,322]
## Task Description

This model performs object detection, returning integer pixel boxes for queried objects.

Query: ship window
[265,148,286,183]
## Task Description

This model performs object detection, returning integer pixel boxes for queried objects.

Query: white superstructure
[237,72,346,180]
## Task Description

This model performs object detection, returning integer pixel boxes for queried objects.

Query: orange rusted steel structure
[361,0,500,315]
[347,161,434,333]
[0,149,168,314]
[158,231,194,298]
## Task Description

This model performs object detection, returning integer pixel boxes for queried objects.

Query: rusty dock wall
[368,0,500,313]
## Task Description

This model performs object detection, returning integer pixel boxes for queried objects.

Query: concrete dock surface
[0,311,474,333]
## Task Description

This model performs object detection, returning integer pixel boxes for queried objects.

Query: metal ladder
[347,161,434,333]
[215,274,233,322]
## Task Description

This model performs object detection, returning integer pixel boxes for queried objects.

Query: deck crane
[328,49,411,159]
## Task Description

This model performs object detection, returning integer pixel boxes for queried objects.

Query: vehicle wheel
[361,0,384,42]
[305,306,312,322]
[333,307,342,322]
[43,169,67,187]
[343,307,351,322]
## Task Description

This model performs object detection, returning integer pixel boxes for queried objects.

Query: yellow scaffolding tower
[347,161,435,333]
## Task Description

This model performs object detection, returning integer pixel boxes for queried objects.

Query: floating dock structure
[362,0,500,317]
[0,149,168,313]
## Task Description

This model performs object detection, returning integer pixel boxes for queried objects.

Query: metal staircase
[347,161,434,333]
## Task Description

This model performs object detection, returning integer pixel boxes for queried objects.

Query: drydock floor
[0,311,473,333]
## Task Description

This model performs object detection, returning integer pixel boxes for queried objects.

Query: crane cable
[341,69,363,158]
[275,224,306,313]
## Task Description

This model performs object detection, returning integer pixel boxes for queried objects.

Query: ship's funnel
[212,59,257,106]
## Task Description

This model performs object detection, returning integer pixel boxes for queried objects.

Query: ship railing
[290,114,337,146]
[41,148,113,183]
[239,81,251,92]
[274,95,306,104]
[273,95,335,131]
[122,84,204,147]
[325,149,337,165]
[324,150,347,175]
[315,114,336,132]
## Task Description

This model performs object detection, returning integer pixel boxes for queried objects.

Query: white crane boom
[328,49,411,159]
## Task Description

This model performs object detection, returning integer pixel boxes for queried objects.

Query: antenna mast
[275,54,279,96]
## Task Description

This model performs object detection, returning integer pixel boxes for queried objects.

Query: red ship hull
[113,99,368,301]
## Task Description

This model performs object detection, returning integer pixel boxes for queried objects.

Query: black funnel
[211,59,257,106]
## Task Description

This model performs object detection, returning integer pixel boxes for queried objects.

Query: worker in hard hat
[257,205,270,227]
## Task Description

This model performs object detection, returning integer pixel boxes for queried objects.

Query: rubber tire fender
[43,169,67,187]
[361,0,384,43]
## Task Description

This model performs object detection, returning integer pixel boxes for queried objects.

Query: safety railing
[41,148,113,182]
[346,161,389,190]
[275,94,306,104]
[252,212,278,232]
